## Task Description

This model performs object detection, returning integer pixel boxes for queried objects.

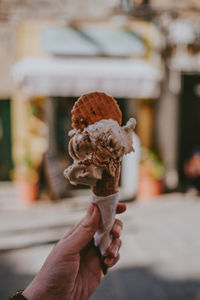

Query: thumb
[66,204,100,253]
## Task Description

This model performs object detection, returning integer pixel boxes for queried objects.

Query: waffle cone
[72,92,122,130]
[92,161,121,196]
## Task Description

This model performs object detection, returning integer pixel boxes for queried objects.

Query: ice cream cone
[67,91,136,255]
[71,92,123,196]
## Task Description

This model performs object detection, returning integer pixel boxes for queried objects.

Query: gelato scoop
[64,118,136,187]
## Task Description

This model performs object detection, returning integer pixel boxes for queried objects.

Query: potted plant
[13,155,39,205]
[137,147,165,199]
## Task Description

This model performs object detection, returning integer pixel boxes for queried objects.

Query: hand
[23,203,126,300]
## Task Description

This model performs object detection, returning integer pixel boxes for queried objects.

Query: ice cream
[64,118,136,187]
[64,91,136,255]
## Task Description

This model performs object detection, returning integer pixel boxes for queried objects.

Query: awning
[12,57,162,98]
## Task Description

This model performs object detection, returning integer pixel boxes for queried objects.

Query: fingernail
[112,245,119,257]
[87,204,95,216]
[116,225,121,236]
[105,257,115,267]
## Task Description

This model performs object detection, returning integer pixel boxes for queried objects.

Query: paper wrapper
[91,192,119,255]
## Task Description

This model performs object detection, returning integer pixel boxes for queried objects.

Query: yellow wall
[137,100,154,148]
[15,19,54,59]
[12,20,53,172]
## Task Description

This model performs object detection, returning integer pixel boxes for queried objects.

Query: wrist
[22,285,42,300]
[8,290,27,300]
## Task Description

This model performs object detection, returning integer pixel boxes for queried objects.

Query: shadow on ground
[90,267,200,300]
[0,259,33,298]
[1,254,200,300]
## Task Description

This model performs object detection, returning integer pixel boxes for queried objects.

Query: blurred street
[0,1,199,299]
[1,183,200,300]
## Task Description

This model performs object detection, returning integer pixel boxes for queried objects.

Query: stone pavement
[1,183,200,299]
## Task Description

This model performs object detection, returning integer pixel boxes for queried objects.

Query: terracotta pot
[137,176,162,200]
[16,181,38,205]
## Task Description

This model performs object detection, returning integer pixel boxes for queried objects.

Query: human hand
[22,202,126,300]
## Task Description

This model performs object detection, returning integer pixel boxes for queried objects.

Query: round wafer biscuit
[72,92,122,130]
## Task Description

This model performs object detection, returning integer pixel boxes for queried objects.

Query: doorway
[178,73,200,183]
[0,99,13,180]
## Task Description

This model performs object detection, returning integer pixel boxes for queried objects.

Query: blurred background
[0,0,200,299]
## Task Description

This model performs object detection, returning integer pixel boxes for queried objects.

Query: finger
[106,238,122,258]
[111,219,123,238]
[64,204,100,253]
[116,203,126,214]
[65,202,125,240]
[63,203,100,240]
[63,219,84,239]
[104,254,120,268]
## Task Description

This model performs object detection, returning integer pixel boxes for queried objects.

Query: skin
[23,203,126,300]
